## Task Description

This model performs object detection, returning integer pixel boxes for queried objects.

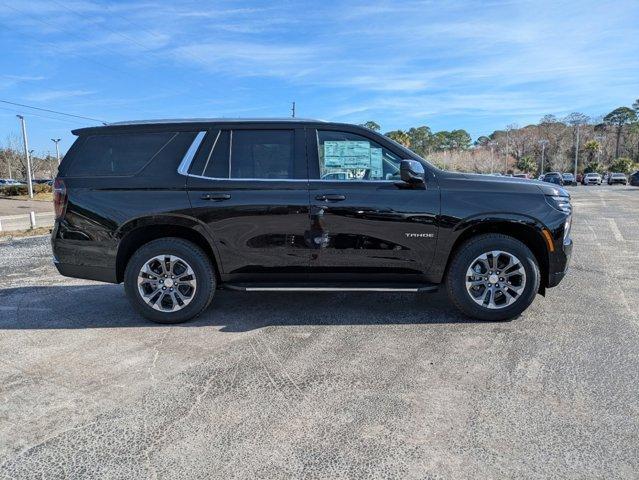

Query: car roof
[71,117,338,135]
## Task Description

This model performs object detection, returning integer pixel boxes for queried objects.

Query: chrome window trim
[200,130,221,177]
[177,131,206,176]
[228,130,233,179]
[176,129,399,183]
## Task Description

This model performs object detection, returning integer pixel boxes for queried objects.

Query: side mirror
[400,159,425,184]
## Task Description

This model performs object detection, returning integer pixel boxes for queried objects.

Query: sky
[1,0,638,154]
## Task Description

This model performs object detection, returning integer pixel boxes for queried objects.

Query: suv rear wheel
[446,234,540,321]
[124,238,216,323]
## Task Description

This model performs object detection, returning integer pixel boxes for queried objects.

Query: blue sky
[1,0,638,154]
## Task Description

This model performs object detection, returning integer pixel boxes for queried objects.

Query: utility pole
[16,115,34,198]
[51,138,61,165]
[538,139,548,175]
[29,150,35,181]
[574,124,581,179]
[291,101,296,118]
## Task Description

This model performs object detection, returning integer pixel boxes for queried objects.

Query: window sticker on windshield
[370,148,383,179]
[324,141,371,169]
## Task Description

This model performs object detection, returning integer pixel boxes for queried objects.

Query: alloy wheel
[137,255,197,312]
[465,250,526,309]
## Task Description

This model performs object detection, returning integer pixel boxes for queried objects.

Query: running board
[223,282,439,293]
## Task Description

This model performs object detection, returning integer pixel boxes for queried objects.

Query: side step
[222,282,439,293]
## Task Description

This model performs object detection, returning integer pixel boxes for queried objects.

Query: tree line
[1,100,638,180]
[362,98,639,175]
[0,134,59,180]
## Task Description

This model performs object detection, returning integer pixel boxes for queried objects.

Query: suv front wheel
[446,234,540,321]
[124,238,216,323]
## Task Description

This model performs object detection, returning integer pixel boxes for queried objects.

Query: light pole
[538,139,548,175]
[574,124,581,179]
[51,138,61,165]
[594,134,604,164]
[16,115,34,199]
[565,112,588,181]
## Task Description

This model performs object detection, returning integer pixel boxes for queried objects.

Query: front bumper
[547,237,572,287]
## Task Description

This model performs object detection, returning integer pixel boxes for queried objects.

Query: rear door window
[188,130,230,178]
[67,132,179,176]
[231,130,295,179]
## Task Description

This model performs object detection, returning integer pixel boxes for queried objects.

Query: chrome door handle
[201,193,231,201]
[315,194,346,202]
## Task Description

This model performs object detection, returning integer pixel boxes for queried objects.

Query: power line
[0,100,106,124]
[0,105,89,126]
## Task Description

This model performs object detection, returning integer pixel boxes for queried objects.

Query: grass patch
[0,226,51,240]
[0,192,53,202]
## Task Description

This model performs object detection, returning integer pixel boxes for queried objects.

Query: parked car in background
[0,178,24,185]
[321,171,348,181]
[0,178,25,188]
[543,172,564,186]
[629,171,639,187]
[513,173,529,179]
[561,173,577,186]
[607,172,627,185]
[537,174,545,181]
[583,173,602,185]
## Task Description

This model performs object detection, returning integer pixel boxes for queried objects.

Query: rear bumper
[51,221,119,284]
[54,259,117,283]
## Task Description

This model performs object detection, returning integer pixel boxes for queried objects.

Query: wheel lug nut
[162,287,166,290]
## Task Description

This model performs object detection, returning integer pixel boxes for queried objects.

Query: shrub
[609,157,637,174]
[0,184,28,196]
[583,162,604,174]
[0,183,52,196]
[34,183,52,194]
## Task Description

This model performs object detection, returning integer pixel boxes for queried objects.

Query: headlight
[545,195,572,242]
[546,195,572,214]
[563,215,572,241]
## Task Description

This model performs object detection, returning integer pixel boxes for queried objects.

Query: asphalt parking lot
[0,186,638,479]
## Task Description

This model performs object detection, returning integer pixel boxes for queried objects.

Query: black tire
[446,234,540,321]
[124,238,216,324]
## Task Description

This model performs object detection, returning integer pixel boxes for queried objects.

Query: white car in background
[582,173,602,185]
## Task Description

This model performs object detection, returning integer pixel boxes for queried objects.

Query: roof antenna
[291,101,296,118]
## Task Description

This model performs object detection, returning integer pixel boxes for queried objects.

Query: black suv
[52,119,573,323]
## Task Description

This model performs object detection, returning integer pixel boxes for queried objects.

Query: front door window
[317,130,401,181]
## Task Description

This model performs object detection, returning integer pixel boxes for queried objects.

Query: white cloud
[25,90,95,102]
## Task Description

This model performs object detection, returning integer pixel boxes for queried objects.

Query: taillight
[53,177,67,219]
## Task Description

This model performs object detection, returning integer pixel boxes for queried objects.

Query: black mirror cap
[400,159,425,184]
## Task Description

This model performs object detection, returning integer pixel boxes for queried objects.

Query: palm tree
[603,107,637,158]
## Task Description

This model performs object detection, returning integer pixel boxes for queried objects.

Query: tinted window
[231,130,294,179]
[317,130,401,181]
[189,130,230,178]
[68,132,178,176]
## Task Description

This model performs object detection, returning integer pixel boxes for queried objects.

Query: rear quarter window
[65,131,186,177]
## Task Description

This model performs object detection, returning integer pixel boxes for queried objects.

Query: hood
[438,171,569,197]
